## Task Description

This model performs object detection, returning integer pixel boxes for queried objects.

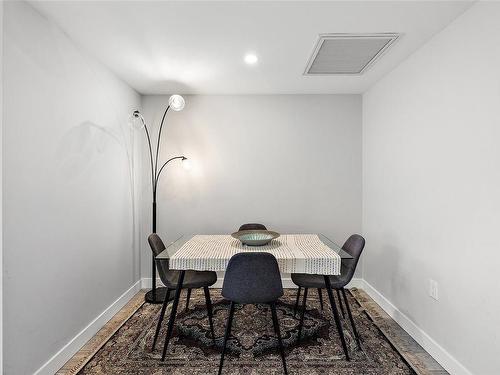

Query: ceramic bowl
[231,230,280,246]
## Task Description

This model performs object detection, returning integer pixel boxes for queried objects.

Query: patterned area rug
[80,289,414,374]
[176,299,329,357]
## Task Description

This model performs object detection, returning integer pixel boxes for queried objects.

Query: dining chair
[238,223,267,231]
[291,234,365,359]
[218,252,287,375]
[148,234,218,352]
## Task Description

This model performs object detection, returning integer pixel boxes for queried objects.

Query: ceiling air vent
[304,33,400,75]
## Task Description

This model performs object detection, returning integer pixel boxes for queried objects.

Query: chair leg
[324,276,350,361]
[204,286,216,346]
[161,271,185,361]
[152,288,170,351]
[317,288,324,310]
[294,286,301,316]
[297,287,308,343]
[270,302,288,375]
[341,288,361,349]
[336,289,346,318]
[185,288,192,312]
[218,301,236,375]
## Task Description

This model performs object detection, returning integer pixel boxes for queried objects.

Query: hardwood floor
[55,290,146,375]
[350,288,448,375]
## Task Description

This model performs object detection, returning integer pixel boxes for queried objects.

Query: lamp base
[145,287,173,304]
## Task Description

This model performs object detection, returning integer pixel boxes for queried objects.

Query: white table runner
[170,234,341,275]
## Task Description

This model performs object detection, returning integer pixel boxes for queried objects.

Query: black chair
[238,223,267,231]
[148,234,218,354]
[218,252,287,375]
[291,234,365,360]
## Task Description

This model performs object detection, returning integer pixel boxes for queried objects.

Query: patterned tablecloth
[169,234,341,275]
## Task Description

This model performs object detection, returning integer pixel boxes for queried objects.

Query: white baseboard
[345,277,364,289]
[34,280,142,375]
[360,279,472,375]
[141,277,364,290]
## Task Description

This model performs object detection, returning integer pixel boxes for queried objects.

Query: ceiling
[31,1,473,95]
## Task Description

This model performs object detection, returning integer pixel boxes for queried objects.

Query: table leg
[204,286,216,346]
[294,287,302,316]
[185,288,192,312]
[152,288,170,351]
[317,288,324,310]
[270,302,288,375]
[342,288,361,349]
[324,275,350,361]
[161,270,185,361]
[297,287,308,344]
[336,289,346,318]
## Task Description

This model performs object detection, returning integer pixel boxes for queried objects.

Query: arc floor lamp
[133,94,188,304]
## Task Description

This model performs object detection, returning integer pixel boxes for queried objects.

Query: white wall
[140,95,362,279]
[3,2,141,374]
[363,3,500,375]
[0,1,4,372]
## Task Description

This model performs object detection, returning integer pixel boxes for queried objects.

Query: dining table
[155,233,353,358]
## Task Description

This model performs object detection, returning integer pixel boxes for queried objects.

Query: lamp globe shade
[129,111,145,129]
[169,95,185,111]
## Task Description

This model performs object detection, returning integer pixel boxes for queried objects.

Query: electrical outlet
[429,279,439,301]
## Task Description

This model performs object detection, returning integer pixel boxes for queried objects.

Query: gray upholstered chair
[218,252,287,375]
[291,234,365,357]
[238,223,267,231]
[148,233,218,351]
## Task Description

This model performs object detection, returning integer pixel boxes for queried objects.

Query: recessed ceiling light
[244,53,258,65]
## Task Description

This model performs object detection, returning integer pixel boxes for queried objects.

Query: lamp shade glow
[182,157,192,171]
[169,95,185,111]
[244,53,258,65]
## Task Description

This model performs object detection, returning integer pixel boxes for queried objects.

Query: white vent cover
[304,33,399,75]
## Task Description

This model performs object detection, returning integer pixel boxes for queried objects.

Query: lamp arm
[135,112,155,191]
[154,156,186,194]
[154,105,170,180]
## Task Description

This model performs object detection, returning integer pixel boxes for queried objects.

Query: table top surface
[157,233,353,260]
